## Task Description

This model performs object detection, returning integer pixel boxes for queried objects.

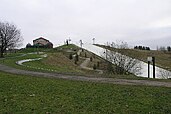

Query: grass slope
[0,46,83,74]
[1,44,167,79]
[24,52,83,74]
[0,71,171,113]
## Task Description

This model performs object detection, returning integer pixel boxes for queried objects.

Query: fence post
[152,57,155,78]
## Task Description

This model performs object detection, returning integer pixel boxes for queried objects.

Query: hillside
[96,44,171,71]
[0,44,139,79]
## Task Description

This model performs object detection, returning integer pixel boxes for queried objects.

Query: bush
[93,64,97,70]
[90,57,93,62]
[69,54,73,60]
[97,61,100,68]
[106,62,114,74]
[85,52,87,57]
[74,54,79,64]
[75,54,79,61]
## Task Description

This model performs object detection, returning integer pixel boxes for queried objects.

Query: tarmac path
[80,58,103,74]
[0,64,171,88]
[78,49,103,74]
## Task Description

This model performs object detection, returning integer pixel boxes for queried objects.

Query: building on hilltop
[33,37,53,48]
[26,37,53,48]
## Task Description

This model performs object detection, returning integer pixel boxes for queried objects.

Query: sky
[0,0,171,49]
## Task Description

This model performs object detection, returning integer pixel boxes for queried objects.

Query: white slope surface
[75,43,171,79]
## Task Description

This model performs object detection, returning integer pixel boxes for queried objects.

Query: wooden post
[152,57,155,78]
[147,57,152,78]
[148,61,150,78]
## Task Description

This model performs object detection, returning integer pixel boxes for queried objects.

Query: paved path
[80,58,92,70]
[0,64,171,88]
[78,49,103,74]
[80,58,103,74]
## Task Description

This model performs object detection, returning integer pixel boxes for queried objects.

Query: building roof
[33,37,49,42]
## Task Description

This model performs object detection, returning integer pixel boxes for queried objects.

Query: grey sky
[0,0,171,49]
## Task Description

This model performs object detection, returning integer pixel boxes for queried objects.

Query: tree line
[134,46,150,50]
[157,46,171,52]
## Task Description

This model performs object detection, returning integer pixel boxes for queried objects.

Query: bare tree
[105,49,142,75]
[159,46,166,52]
[111,41,128,49]
[158,69,171,79]
[0,22,22,57]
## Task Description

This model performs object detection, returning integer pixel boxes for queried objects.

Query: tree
[158,69,171,79]
[139,46,142,50]
[167,46,171,52]
[69,54,73,60]
[26,43,32,48]
[106,61,114,74]
[74,54,79,64]
[134,45,150,51]
[111,41,128,49]
[105,50,142,75]
[0,22,22,57]
[134,46,138,49]
[90,57,93,61]
[93,64,97,70]
[159,46,166,51]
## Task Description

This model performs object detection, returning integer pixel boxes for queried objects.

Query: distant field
[0,71,171,113]
[96,44,171,71]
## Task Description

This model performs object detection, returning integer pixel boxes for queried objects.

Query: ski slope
[75,42,171,79]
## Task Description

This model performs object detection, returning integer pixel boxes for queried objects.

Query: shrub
[69,54,73,60]
[93,64,97,70]
[90,57,93,62]
[106,62,114,74]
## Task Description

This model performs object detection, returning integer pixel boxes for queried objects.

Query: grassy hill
[96,44,171,72]
[0,44,139,79]
[0,45,85,75]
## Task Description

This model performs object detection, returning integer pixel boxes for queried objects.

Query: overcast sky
[0,0,171,49]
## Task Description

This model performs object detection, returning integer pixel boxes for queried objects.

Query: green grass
[4,53,23,58]
[0,47,100,76]
[0,71,171,113]
[18,47,54,53]
[55,44,79,50]
[23,54,84,74]
[0,53,42,69]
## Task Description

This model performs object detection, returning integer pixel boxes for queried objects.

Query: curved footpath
[78,49,103,74]
[80,57,103,74]
[0,64,171,88]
